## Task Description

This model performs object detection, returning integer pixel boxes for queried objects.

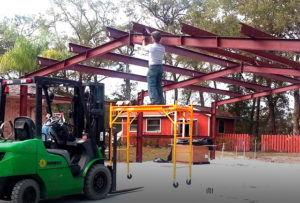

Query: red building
[119,106,237,146]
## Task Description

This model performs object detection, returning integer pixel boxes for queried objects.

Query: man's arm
[141,36,146,51]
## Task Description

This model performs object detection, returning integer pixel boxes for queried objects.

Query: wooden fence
[216,134,250,151]
[261,135,300,153]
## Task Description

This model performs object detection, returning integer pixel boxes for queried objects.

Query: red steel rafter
[37,57,242,97]
[180,23,300,83]
[217,83,300,106]
[131,23,299,83]
[69,43,270,91]
[162,66,241,91]
[240,23,300,68]
[122,30,300,52]
[108,26,239,68]
[25,36,129,77]
[160,65,300,91]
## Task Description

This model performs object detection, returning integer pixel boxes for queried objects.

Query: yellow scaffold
[109,102,194,188]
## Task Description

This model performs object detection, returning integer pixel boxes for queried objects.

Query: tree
[0,37,47,78]
[185,0,299,135]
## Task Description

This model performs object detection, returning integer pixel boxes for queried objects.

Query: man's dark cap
[151,31,161,42]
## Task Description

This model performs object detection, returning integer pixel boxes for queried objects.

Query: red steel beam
[37,57,242,97]
[108,26,238,68]
[181,23,275,67]
[240,23,300,68]
[69,43,270,91]
[217,83,300,106]
[125,33,300,52]
[210,102,217,159]
[25,36,129,77]
[181,23,300,83]
[162,66,241,91]
[136,91,145,162]
[243,66,300,77]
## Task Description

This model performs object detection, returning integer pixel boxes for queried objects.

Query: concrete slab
[1,158,300,203]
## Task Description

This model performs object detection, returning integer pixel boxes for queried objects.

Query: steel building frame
[19,22,300,161]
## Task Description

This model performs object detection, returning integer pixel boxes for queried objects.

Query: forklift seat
[47,149,71,165]
[14,117,36,141]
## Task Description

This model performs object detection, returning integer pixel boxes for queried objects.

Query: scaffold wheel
[127,173,132,179]
[186,179,191,185]
[173,181,179,188]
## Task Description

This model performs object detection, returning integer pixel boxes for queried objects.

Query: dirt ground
[1,148,300,203]
[117,146,300,164]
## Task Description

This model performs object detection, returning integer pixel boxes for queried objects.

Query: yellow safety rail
[109,102,194,187]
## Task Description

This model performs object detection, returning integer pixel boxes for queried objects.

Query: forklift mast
[0,79,6,126]
[83,83,105,150]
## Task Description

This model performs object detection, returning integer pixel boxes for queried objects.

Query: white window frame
[146,118,161,133]
[179,119,198,137]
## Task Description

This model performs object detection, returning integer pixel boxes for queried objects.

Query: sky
[0,0,51,18]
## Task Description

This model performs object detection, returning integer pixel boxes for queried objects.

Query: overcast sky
[0,0,51,18]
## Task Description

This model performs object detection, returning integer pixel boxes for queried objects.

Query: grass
[115,146,171,162]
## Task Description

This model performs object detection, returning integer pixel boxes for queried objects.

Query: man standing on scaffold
[142,31,166,105]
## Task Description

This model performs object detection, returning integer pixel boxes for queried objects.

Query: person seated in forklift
[0,76,116,203]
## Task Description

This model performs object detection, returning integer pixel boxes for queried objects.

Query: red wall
[121,113,235,146]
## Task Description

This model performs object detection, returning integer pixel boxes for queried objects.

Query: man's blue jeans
[147,65,165,104]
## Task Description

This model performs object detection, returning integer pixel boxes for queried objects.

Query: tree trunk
[125,64,131,100]
[267,95,276,134]
[249,98,256,135]
[199,91,205,106]
[185,91,192,105]
[172,73,178,103]
[293,89,300,134]
[254,97,260,137]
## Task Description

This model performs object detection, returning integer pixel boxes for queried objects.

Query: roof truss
[23,22,300,106]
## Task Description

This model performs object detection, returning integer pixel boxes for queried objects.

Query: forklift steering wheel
[44,116,61,126]
[0,121,14,140]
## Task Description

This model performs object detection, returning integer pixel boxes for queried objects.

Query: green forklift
[0,76,128,203]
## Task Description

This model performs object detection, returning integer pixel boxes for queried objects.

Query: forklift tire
[84,164,112,200]
[11,179,40,203]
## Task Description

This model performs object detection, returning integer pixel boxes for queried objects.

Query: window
[178,119,198,137]
[218,120,225,134]
[146,119,161,133]
[130,120,137,132]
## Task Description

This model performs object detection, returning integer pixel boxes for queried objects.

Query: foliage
[0,37,44,76]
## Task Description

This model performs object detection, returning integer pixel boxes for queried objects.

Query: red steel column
[210,102,217,159]
[136,91,145,162]
[20,85,28,116]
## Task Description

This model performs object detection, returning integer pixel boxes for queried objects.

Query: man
[142,31,165,105]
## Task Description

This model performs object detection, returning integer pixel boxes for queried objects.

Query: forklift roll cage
[0,76,105,149]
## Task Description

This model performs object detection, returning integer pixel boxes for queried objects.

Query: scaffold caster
[186,179,191,185]
[127,173,132,179]
[173,181,179,188]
